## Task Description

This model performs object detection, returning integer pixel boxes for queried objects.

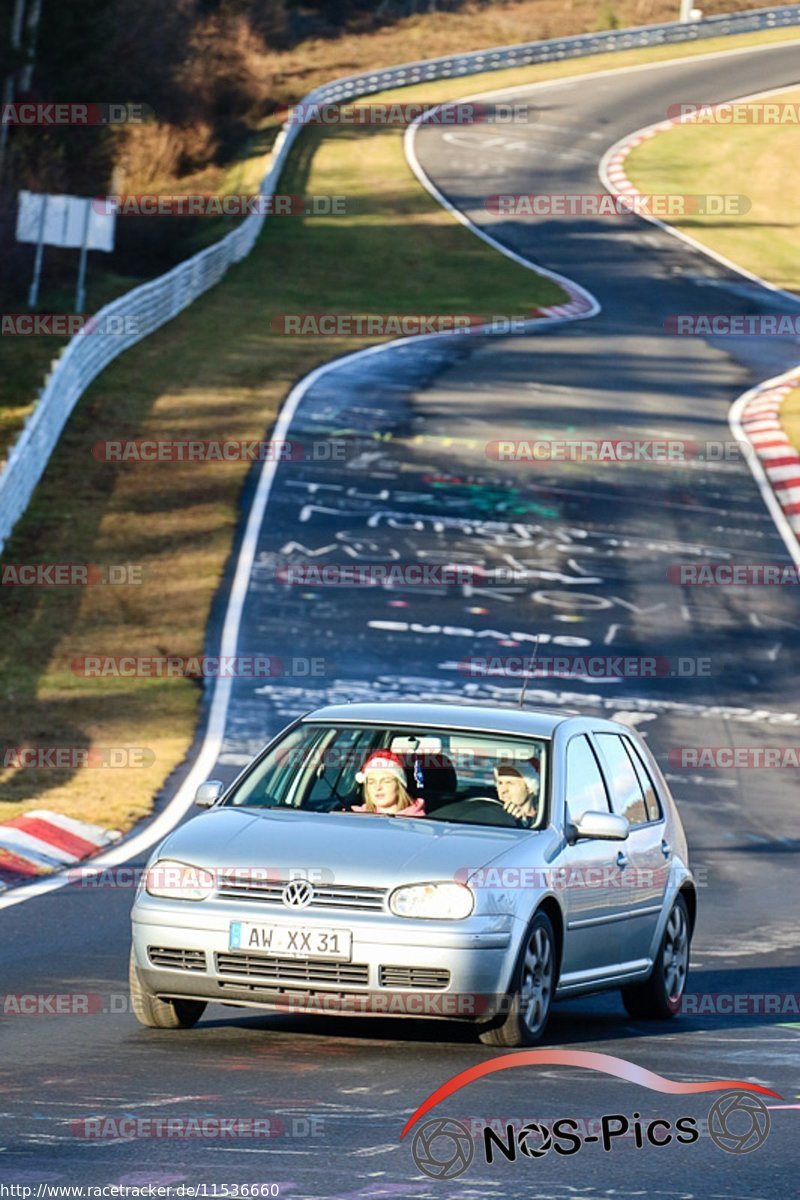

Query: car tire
[621,893,691,1020]
[129,947,207,1029]
[478,910,556,1047]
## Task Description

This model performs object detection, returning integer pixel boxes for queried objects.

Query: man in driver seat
[494,760,540,826]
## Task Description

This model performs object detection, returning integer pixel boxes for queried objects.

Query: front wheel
[622,894,691,1019]
[129,947,207,1029]
[479,911,556,1047]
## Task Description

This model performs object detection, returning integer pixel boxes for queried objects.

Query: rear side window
[622,737,662,822]
[594,734,649,827]
[565,735,611,823]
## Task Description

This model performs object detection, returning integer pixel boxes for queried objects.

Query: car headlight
[389,882,474,920]
[145,859,215,901]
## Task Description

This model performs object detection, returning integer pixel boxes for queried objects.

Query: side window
[595,734,648,827]
[623,738,663,822]
[565,736,611,824]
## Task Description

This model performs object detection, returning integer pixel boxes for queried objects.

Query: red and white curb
[731,367,800,562]
[0,810,121,889]
[603,116,686,201]
[740,376,800,529]
[603,125,664,198]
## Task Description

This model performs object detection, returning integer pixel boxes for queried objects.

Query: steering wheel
[463,795,538,827]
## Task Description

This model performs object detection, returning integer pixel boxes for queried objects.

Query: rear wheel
[622,894,690,1019]
[479,911,556,1047]
[129,947,207,1029]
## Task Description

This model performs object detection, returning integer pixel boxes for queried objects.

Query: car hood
[156,806,530,887]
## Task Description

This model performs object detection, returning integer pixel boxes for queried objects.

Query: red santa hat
[356,751,408,787]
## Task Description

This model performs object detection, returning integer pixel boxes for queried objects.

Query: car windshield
[224,722,549,829]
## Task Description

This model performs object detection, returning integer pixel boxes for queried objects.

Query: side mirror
[568,810,629,843]
[195,779,225,809]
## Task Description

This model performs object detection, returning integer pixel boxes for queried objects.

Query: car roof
[300,701,571,738]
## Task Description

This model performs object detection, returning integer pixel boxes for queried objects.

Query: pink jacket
[351,796,427,818]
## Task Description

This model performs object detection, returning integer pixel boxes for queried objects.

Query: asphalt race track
[2,39,800,1200]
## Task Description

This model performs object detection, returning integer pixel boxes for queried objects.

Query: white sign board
[16,191,115,252]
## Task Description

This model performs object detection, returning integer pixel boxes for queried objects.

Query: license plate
[229,921,352,961]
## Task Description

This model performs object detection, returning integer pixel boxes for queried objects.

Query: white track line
[404,114,600,318]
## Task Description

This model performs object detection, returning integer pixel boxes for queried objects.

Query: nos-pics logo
[411,1092,771,1179]
[403,1052,779,1181]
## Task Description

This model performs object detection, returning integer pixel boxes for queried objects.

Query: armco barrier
[1,4,799,552]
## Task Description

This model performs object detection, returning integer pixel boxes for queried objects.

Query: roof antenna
[518,636,540,709]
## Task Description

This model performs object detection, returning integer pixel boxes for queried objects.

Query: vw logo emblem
[282,879,315,909]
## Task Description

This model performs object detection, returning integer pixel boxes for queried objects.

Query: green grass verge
[623,86,800,292]
[2,26,799,830]
[623,84,800,453]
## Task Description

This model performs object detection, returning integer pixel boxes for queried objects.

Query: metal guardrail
[1,4,799,551]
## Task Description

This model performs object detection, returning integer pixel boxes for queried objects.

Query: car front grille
[148,946,207,972]
[215,877,387,912]
[215,952,370,987]
[379,965,451,989]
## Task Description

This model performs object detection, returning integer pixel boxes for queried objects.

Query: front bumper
[131,900,519,1022]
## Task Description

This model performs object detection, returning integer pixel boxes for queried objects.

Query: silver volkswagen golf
[130,702,696,1045]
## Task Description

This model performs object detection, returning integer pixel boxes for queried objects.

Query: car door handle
[661,839,671,858]
[616,851,628,869]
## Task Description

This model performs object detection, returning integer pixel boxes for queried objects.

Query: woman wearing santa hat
[351,751,426,817]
